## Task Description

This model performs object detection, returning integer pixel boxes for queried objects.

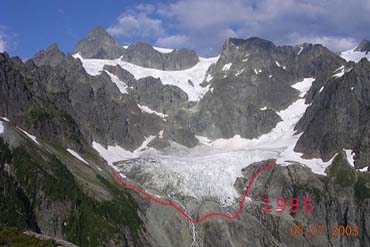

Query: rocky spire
[355,39,370,52]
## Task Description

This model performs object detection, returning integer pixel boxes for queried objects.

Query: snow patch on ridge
[222,63,232,71]
[92,135,158,167]
[298,46,304,55]
[235,69,244,76]
[138,104,167,119]
[340,47,370,62]
[0,120,4,134]
[18,127,40,145]
[153,46,174,53]
[74,53,219,101]
[344,149,355,167]
[332,66,346,78]
[105,71,128,94]
[67,148,89,164]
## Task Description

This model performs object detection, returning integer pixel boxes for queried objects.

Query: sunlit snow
[152,46,174,53]
[138,104,167,119]
[74,53,219,101]
[359,167,368,172]
[332,65,347,78]
[93,78,344,205]
[93,135,158,167]
[298,46,304,55]
[0,120,4,134]
[67,148,89,164]
[340,47,370,62]
[235,69,244,76]
[104,71,128,94]
[222,63,232,71]
[344,149,355,167]
[18,127,40,145]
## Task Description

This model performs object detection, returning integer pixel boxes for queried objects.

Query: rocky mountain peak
[47,43,61,52]
[88,26,111,39]
[73,26,124,59]
[33,43,66,67]
[355,39,370,52]
[122,42,199,70]
[227,37,275,49]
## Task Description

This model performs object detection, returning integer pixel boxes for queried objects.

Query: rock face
[191,37,346,139]
[165,48,199,70]
[73,27,125,59]
[1,47,163,151]
[120,43,199,71]
[0,130,149,247]
[231,157,370,247]
[3,34,370,246]
[0,52,83,150]
[136,157,370,247]
[354,39,370,52]
[74,27,199,71]
[295,58,370,169]
[103,64,189,115]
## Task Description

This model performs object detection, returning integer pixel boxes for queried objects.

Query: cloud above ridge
[108,0,370,56]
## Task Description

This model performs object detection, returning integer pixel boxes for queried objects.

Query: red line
[113,162,276,224]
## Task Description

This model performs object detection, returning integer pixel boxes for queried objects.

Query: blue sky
[1,0,370,58]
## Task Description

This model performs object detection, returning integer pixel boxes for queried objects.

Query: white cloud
[285,33,358,51]
[156,35,189,48]
[0,31,6,52]
[110,0,370,56]
[108,8,165,39]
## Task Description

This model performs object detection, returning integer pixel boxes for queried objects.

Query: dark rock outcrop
[120,43,199,71]
[295,58,370,169]
[354,39,370,53]
[231,157,370,247]
[191,37,346,140]
[1,47,164,151]
[73,26,125,59]
[74,27,199,71]
[0,52,83,149]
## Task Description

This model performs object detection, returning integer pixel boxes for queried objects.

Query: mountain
[295,58,370,169]
[191,37,346,139]
[74,27,199,71]
[73,26,125,59]
[1,28,370,247]
[354,39,370,53]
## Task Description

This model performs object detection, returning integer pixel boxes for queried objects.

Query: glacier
[93,78,345,206]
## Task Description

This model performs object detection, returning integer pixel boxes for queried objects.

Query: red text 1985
[263,197,313,213]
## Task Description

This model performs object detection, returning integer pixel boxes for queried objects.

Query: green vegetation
[26,99,81,144]
[64,175,142,247]
[293,184,322,202]
[328,153,355,187]
[0,137,143,247]
[0,228,58,247]
[28,102,51,124]
[0,139,39,231]
[354,174,370,201]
